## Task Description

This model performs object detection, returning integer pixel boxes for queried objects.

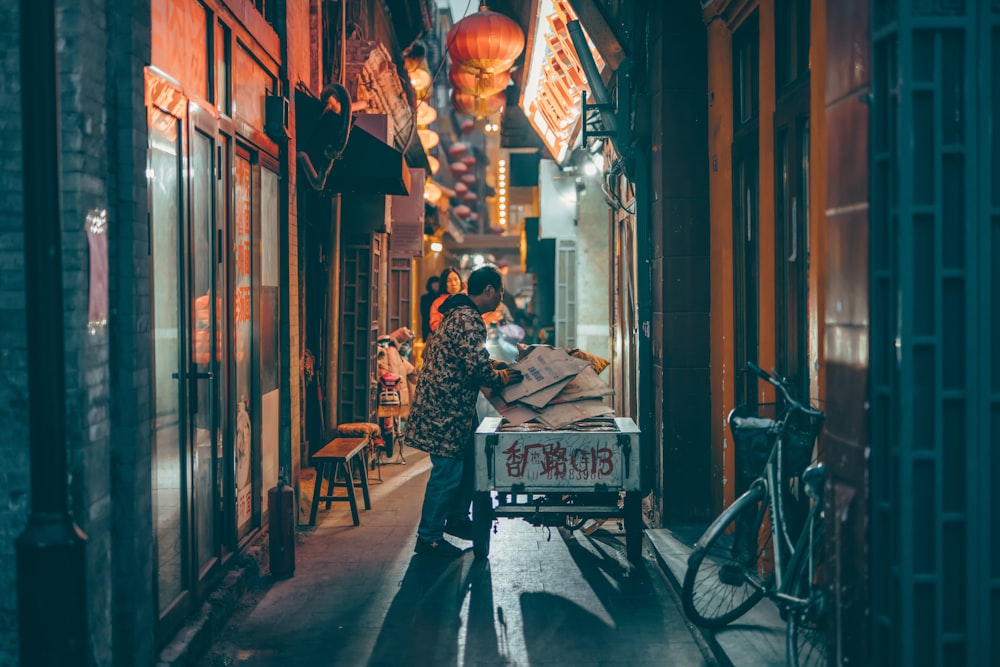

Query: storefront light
[423,181,443,203]
[409,67,432,93]
[519,0,606,165]
[430,241,443,253]
[416,101,438,127]
[418,128,440,150]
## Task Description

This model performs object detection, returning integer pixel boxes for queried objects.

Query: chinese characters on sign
[501,438,617,482]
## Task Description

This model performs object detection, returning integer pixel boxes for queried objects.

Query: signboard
[390,168,426,257]
[475,417,641,492]
[495,432,623,486]
[519,0,606,164]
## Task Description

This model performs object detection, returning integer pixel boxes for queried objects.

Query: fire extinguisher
[268,468,295,579]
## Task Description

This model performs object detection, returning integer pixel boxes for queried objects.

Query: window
[775,0,810,93]
[252,0,277,26]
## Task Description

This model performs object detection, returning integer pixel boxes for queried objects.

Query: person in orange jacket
[428,266,463,334]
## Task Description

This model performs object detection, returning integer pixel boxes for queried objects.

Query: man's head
[426,276,440,294]
[467,264,504,315]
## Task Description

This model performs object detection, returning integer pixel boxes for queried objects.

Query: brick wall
[0,0,30,662]
[106,0,155,664]
[57,0,116,661]
[0,0,153,663]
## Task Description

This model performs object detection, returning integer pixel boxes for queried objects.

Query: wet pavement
[197,448,716,667]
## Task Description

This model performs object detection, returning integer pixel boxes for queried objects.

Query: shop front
[146,0,285,641]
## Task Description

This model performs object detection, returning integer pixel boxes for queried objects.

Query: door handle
[788,196,798,262]
[172,371,213,380]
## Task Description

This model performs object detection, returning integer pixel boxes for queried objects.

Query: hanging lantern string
[418,0,498,106]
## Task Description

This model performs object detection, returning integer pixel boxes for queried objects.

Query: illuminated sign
[519,0,605,164]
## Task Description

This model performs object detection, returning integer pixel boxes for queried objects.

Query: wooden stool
[309,437,372,526]
[337,421,383,478]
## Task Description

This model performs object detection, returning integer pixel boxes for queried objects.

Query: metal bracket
[582,90,618,141]
[485,434,498,480]
[618,433,632,479]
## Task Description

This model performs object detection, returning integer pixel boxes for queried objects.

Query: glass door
[773,0,811,400]
[732,12,760,408]
[149,104,188,622]
[189,103,222,587]
[149,97,223,628]
[774,106,810,400]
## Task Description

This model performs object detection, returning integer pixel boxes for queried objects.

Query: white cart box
[473,416,642,493]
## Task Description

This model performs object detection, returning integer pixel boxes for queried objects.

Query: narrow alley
[5,0,998,665]
[195,450,716,667]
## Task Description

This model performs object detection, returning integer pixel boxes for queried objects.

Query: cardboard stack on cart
[471,345,644,563]
[481,345,615,428]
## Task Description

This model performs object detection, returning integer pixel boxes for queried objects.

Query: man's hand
[502,369,523,385]
[492,360,513,371]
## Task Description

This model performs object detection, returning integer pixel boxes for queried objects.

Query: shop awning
[327,125,411,196]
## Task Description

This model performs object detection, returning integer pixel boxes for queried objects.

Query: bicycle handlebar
[745,361,804,412]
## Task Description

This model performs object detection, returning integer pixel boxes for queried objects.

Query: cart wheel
[624,492,644,564]
[472,492,492,560]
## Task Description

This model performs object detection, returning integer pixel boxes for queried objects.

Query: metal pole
[15,0,90,664]
[566,20,619,153]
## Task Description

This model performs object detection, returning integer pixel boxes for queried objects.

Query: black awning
[327,126,410,196]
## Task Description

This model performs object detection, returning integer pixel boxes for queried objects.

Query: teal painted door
[870,2,999,664]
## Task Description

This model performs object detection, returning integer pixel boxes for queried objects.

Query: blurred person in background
[418,275,440,341]
[428,266,463,334]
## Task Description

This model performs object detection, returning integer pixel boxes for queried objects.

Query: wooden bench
[308,437,372,527]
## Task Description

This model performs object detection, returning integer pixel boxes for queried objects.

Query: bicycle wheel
[681,484,772,628]
[785,506,828,667]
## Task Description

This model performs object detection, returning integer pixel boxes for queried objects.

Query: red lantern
[460,118,476,134]
[449,161,469,174]
[454,181,469,194]
[454,204,472,217]
[447,6,525,74]
[452,90,506,118]
[449,64,511,96]
[447,142,468,157]
[461,155,477,166]
[462,192,478,202]
[460,174,477,184]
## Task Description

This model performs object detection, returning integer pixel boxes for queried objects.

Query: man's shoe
[414,538,465,558]
[444,519,474,541]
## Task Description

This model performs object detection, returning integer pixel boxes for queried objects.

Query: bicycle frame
[681,362,826,658]
[731,364,822,601]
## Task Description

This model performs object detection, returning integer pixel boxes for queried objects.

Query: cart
[472,416,645,563]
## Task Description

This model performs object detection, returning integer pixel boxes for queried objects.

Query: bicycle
[680,362,828,667]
